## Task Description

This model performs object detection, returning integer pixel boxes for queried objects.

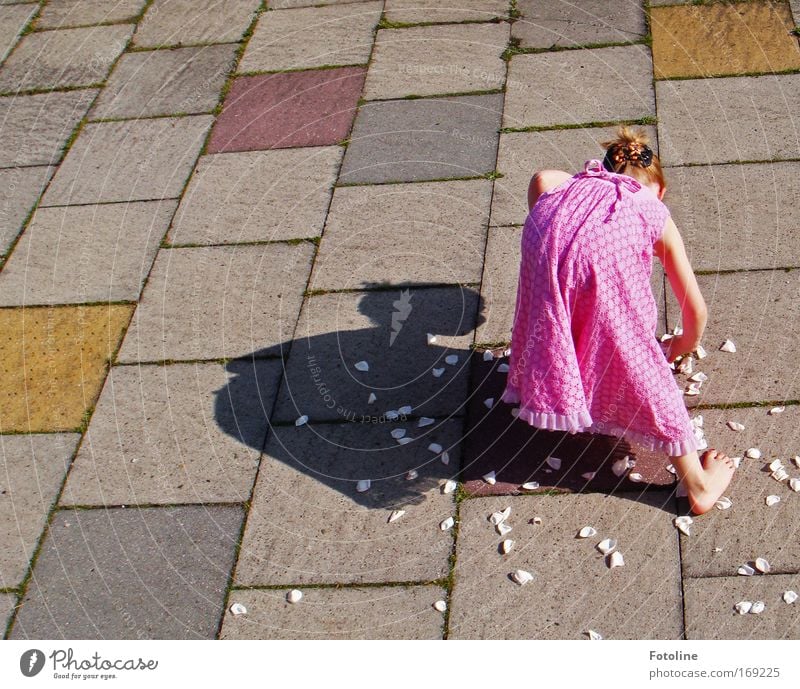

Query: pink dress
[500,158,698,457]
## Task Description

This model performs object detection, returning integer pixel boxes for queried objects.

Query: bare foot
[687,449,736,515]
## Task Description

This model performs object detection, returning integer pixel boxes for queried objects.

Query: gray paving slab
[364,22,509,100]
[0,165,54,256]
[233,419,462,586]
[308,178,491,291]
[0,89,97,168]
[791,0,800,24]
[0,433,79,589]
[60,359,283,506]
[89,43,237,120]
[339,92,503,184]
[0,3,35,63]
[684,573,800,639]
[271,286,480,423]
[41,115,213,206]
[0,200,175,305]
[384,0,507,23]
[1,593,17,633]
[238,1,382,73]
[513,0,647,49]
[168,146,342,245]
[220,584,447,639]
[0,24,133,93]
[117,242,313,362]
[490,124,659,227]
[503,44,656,129]
[448,492,684,639]
[36,0,146,29]
[656,74,800,166]
[9,505,243,639]
[269,0,380,6]
[133,0,262,48]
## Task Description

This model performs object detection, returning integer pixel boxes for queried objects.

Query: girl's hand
[664,334,701,364]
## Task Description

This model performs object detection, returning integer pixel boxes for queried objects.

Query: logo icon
[389,289,413,346]
[20,649,45,677]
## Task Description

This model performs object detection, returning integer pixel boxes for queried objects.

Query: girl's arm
[653,216,707,362]
[527,170,572,211]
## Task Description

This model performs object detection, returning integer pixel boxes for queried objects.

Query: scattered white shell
[666,464,677,475]
[521,481,540,490]
[483,397,494,409]
[696,437,709,450]
[388,509,406,523]
[713,547,723,553]
[720,339,737,353]
[732,457,742,469]
[695,344,708,359]
[427,333,437,345]
[440,516,454,531]
[715,496,733,510]
[579,526,597,538]
[440,451,450,465]
[504,348,511,357]
[674,516,693,535]
[385,410,399,420]
[737,564,755,576]
[396,436,414,445]
[673,325,683,336]
[428,442,443,454]
[433,600,447,613]
[587,630,603,640]
[546,456,562,471]
[765,495,781,507]
[483,349,494,361]
[229,602,247,616]
[391,428,407,439]
[510,407,520,418]
[367,392,377,404]
[497,363,510,373]
[398,405,412,415]
[511,569,534,585]
[582,472,596,480]
[496,522,513,536]
[531,517,543,525]
[794,456,800,469]
[727,421,745,432]
[432,367,445,378]
[750,601,765,614]
[783,590,798,604]
[287,589,303,604]
[660,333,674,342]
[295,414,309,426]
[356,479,371,492]
[734,601,753,615]
[489,507,511,526]
[691,415,704,428]
[684,382,702,396]
[442,480,457,495]
[596,538,617,555]
[612,456,634,477]
[789,477,800,493]
[405,469,418,480]
[483,470,496,485]
[689,371,708,383]
[501,539,514,554]
[418,417,435,427]
[608,551,624,568]
[745,448,762,459]
[445,354,458,365]
[769,459,784,472]
[771,468,789,482]
[678,357,694,375]
[628,472,644,483]
[755,557,771,573]
[768,406,785,415]
[354,360,369,371]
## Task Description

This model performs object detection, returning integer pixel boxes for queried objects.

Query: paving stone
[308,179,492,291]
[384,0,507,23]
[233,420,461,586]
[1,593,16,633]
[513,0,646,50]
[168,146,342,245]
[0,433,79,588]
[0,24,133,92]
[0,89,97,168]
[656,73,800,166]
[36,0,146,29]
[0,3,35,62]
[651,1,800,80]
[663,161,800,272]
[207,67,365,152]
[89,43,237,120]
[684,574,800,639]
[490,125,659,227]
[9,505,242,639]
[269,0,380,6]
[41,115,213,206]
[220,584,446,639]
[0,200,175,305]
[239,1,381,73]
[339,92,503,184]
[271,286,481,423]
[133,0,261,48]
[448,492,683,639]
[363,23,508,100]
[0,304,132,432]
[117,242,313,362]
[792,0,800,23]
[0,165,54,256]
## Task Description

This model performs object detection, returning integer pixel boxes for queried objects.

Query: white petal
[511,569,534,585]
[442,480,457,494]
[287,589,303,604]
[695,344,708,359]
[596,538,616,555]
[579,526,597,538]
[765,495,781,507]
[483,349,494,361]
[390,428,407,439]
[354,360,369,371]
[546,456,562,471]
[501,539,514,554]
[745,447,762,459]
[433,600,447,612]
[432,367,445,378]
[482,470,496,485]
[367,392,377,404]
[445,354,458,365]
[496,522,513,536]
[427,333,437,345]
[726,421,745,432]
[489,507,511,525]
[521,481,540,490]
[750,601,765,614]
[483,397,494,409]
[440,516,454,531]
[608,551,624,568]
[720,339,736,353]
[356,479,371,492]
[428,442,443,454]
[229,602,247,616]
[783,590,798,604]
[768,406,785,415]
[734,601,753,615]
[715,496,733,510]
[295,414,309,426]
[755,557,771,573]
[418,417,435,427]
[388,509,406,523]
[497,363,510,373]
[689,371,708,383]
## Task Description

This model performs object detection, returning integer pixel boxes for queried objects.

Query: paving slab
[663,161,800,272]
[36,0,146,29]
[684,574,800,639]
[0,24,133,93]
[168,146,342,245]
[656,73,800,166]
[207,67,365,152]
[0,200,175,305]
[364,23,508,100]
[384,0,507,24]
[0,433,79,589]
[133,0,262,48]
[651,1,800,80]
[117,242,313,362]
[308,179,491,291]
[271,286,481,423]
[9,505,243,639]
[792,0,800,23]
[0,89,97,168]
[448,492,683,639]
[0,165,54,256]
[269,0,381,6]
[0,304,132,432]
[61,359,282,506]
[490,124,659,227]
[0,3,35,62]
[513,0,647,50]
[239,1,381,73]
[503,44,655,129]
[41,115,213,206]
[220,584,447,639]
[339,92,503,184]
[1,593,16,634]
[233,420,461,586]
[89,43,237,120]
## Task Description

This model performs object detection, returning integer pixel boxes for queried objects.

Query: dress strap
[576,158,642,221]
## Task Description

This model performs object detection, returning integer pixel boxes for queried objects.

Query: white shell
[427,333,437,345]
[582,472,596,480]
[229,602,247,616]
[388,509,406,523]
[510,407,520,418]
[660,333,674,342]
[504,348,511,357]
[793,455,800,469]
[501,539,514,554]
[771,468,789,482]
[672,324,683,336]
[737,564,755,576]
[731,457,742,469]
[750,601,765,614]
[579,526,597,538]
[405,469,418,480]
[783,590,798,604]
[628,472,644,482]
[765,495,781,507]
[445,354,458,365]
[398,405,412,415]
[789,477,800,493]
[482,470,496,485]
[726,421,745,431]
[483,349,494,361]
[433,600,447,612]
[715,496,733,510]
[511,569,534,585]
[295,415,309,426]
[496,522,513,536]
[587,630,603,640]
[695,344,708,359]
[531,516,542,525]
[368,392,377,404]
[489,507,511,526]
[385,410,399,420]
[356,479,371,492]
[432,367,445,377]
[666,464,676,475]
[697,437,709,450]
[691,415,704,428]
[483,397,494,409]
[769,459,784,471]
[440,516,454,531]
[612,456,634,477]
[521,481,540,490]
[428,442,443,454]
[745,447,762,459]
[768,406,785,415]
[497,363,510,373]
[678,356,694,375]
[674,516,693,535]
[684,382,702,396]
[608,551,624,568]
[546,456,562,471]
[441,451,450,465]
[720,339,737,353]
[755,557,770,573]
[442,480,457,494]
[418,417,435,427]
[287,589,303,604]
[689,371,708,383]
[596,538,617,555]
[391,428,407,439]
[354,360,369,371]
[734,601,752,615]
[396,436,414,445]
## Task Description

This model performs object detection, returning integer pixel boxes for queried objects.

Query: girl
[501,126,734,515]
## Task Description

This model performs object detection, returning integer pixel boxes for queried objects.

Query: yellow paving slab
[0,305,132,432]
[651,0,800,79]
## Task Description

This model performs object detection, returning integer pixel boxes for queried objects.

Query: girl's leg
[670,448,736,515]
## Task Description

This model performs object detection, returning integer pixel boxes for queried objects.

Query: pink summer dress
[500,158,699,457]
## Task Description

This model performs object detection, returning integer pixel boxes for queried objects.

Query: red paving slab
[461,352,678,496]
[207,67,366,152]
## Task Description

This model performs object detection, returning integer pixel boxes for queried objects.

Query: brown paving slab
[651,1,800,80]
[36,0,146,29]
[448,492,683,639]
[0,433,79,588]
[0,165,54,256]
[0,304,132,432]
[0,3,35,62]
[233,420,461,586]
[207,67,365,152]
[684,574,800,639]
[221,584,447,639]
[384,0,507,23]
